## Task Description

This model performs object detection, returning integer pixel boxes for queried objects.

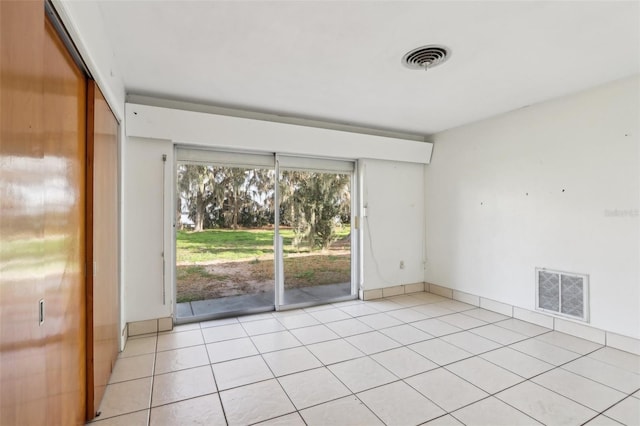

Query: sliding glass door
[175,150,276,320]
[275,156,355,309]
[174,148,356,321]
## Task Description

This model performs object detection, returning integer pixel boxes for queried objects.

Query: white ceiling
[97,1,640,136]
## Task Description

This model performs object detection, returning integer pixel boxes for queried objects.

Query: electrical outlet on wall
[400,261,405,269]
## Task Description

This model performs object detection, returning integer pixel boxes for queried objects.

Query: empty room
[0,1,638,425]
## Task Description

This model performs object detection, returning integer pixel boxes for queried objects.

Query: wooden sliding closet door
[0,2,47,423]
[1,2,87,424]
[42,14,88,425]
[86,82,120,419]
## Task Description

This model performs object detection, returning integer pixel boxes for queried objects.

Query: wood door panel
[43,16,87,426]
[87,82,120,418]
[1,2,87,424]
[0,2,46,425]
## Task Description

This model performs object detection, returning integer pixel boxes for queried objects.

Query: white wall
[362,159,425,290]
[425,75,640,338]
[123,137,174,322]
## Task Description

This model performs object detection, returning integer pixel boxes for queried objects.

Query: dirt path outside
[177,250,350,302]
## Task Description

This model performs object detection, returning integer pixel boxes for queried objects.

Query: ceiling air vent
[402,45,451,71]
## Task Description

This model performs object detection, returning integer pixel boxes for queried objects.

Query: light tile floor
[89,293,640,426]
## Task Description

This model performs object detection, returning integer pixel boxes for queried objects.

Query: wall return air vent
[536,268,589,322]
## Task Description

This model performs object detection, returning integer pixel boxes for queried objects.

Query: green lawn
[176,227,351,302]
[176,227,350,264]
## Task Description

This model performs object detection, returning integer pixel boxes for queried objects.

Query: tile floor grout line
[437,333,502,355]
[457,309,509,322]
[441,360,523,395]
[317,356,372,401]
[144,391,220,409]
[154,341,207,354]
[524,345,639,395]
[192,322,230,426]
[340,378,416,424]
[410,319,497,339]
[208,345,257,364]
[490,380,573,426]
[492,339,598,383]
[582,393,640,425]
[247,411,307,426]
[493,352,633,424]
[580,349,640,374]
[466,331,530,347]
[531,369,637,412]
[86,408,151,425]
[272,387,354,417]
[199,319,241,330]
[580,414,622,426]
[529,331,603,354]
[449,391,542,426]
[475,347,554,382]
[403,340,475,369]
[498,337,582,370]
[145,330,159,426]
[351,390,394,426]
[491,319,553,337]
[217,375,299,393]
[398,374,459,418]
[393,321,440,341]
[417,413,467,426]
[237,317,302,424]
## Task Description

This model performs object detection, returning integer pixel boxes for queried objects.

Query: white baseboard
[128,317,173,337]
[423,282,640,356]
[362,282,426,301]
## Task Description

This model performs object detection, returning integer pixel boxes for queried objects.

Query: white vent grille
[402,45,451,70]
[536,268,589,322]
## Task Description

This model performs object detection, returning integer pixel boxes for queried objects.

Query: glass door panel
[277,168,353,307]
[175,161,276,320]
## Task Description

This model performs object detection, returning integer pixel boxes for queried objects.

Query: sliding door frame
[274,154,359,311]
[173,147,278,323]
[173,146,359,320]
